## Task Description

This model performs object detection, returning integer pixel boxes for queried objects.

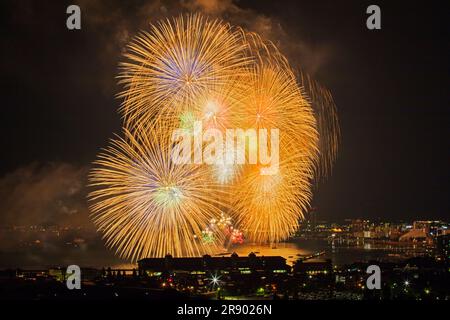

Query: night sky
[1,0,449,222]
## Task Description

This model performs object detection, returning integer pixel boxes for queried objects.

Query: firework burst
[118,14,250,130]
[233,152,316,244]
[229,63,318,243]
[90,13,339,259]
[89,125,227,261]
[236,64,319,156]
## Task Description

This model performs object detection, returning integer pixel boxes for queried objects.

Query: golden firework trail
[89,14,340,259]
[235,64,318,156]
[232,150,317,244]
[89,125,227,261]
[228,37,319,243]
[300,73,340,180]
[118,14,251,131]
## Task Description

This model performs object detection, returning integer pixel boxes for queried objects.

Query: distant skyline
[0,0,449,223]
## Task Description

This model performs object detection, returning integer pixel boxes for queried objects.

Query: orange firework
[89,125,227,261]
[118,14,251,130]
[89,14,339,259]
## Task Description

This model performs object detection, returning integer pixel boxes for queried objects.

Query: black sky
[0,0,449,222]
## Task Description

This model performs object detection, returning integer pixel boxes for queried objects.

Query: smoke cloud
[77,0,332,79]
[0,162,91,227]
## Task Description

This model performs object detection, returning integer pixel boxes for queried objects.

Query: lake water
[112,239,427,269]
[225,239,427,266]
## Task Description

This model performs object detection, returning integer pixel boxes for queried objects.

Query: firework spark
[300,73,340,180]
[233,155,315,244]
[89,125,227,261]
[90,14,339,259]
[230,64,318,243]
[118,14,250,130]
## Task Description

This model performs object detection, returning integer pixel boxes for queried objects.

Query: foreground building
[138,252,290,274]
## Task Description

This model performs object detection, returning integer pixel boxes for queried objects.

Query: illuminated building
[436,234,450,263]
[138,253,290,275]
[293,259,332,276]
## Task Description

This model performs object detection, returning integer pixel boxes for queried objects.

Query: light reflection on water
[112,263,138,269]
[223,239,426,267]
[112,239,427,269]
[226,242,312,266]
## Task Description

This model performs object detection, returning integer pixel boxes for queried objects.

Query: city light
[208,272,222,289]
